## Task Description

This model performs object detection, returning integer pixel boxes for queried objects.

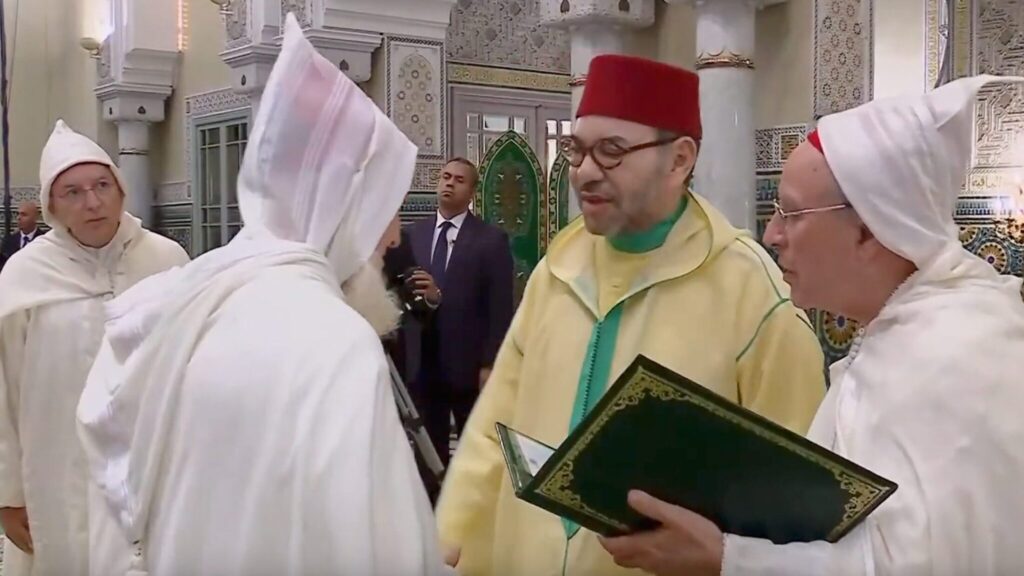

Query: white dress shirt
[431,211,468,270]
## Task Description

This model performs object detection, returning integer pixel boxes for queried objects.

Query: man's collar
[21,229,37,238]
[436,210,469,229]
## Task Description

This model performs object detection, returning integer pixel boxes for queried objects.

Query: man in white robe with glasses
[600,75,1024,576]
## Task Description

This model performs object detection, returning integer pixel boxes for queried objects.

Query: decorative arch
[478,130,544,303]
[547,151,571,245]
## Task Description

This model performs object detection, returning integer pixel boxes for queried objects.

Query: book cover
[497,355,897,544]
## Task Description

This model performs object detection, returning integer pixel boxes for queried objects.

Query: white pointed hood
[38,119,129,233]
[238,13,416,283]
[816,75,1024,267]
[76,13,419,549]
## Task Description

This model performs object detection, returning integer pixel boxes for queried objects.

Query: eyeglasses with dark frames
[558,135,680,170]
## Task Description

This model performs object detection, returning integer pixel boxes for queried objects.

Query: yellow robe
[436,193,826,576]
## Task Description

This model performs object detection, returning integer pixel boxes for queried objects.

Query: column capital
[540,0,656,29]
[92,0,179,119]
[321,0,457,41]
[95,84,173,124]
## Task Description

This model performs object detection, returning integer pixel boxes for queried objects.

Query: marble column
[541,0,656,219]
[94,0,178,227]
[671,0,782,232]
[115,121,153,226]
[568,25,628,115]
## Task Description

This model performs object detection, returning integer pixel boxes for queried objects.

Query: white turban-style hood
[76,13,419,548]
[38,119,129,233]
[238,13,416,283]
[815,74,1024,268]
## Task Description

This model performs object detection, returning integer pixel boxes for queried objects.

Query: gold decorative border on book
[448,63,572,94]
[535,366,895,540]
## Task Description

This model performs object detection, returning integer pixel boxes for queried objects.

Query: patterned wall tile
[400,193,439,223]
[411,160,444,193]
[755,124,809,174]
[813,0,873,117]
[446,0,570,73]
[387,37,446,159]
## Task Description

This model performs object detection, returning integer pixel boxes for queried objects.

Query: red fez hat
[577,54,702,141]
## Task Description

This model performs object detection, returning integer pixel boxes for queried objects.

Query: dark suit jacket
[0,229,41,272]
[410,213,515,391]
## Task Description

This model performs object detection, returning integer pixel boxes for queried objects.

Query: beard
[341,254,403,337]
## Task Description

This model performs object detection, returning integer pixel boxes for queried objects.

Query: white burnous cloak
[0,121,188,576]
[76,14,445,576]
[723,75,1024,576]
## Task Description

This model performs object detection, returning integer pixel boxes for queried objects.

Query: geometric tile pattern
[813,0,874,117]
[446,0,570,73]
[388,37,446,158]
[755,124,809,173]
[400,193,440,225]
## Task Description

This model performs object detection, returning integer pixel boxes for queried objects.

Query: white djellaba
[723,76,1024,576]
[0,120,188,576]
[76,13,447,576]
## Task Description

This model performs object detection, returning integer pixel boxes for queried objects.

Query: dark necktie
[431,221,454,286]
[20,234,28,249]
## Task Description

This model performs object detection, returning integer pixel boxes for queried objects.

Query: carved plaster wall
[446,0,570,73]
[924,0,1024,197]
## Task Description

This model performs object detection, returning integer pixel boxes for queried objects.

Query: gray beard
[341,256,403,337]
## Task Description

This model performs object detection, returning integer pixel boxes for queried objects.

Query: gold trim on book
[535,366,894,540]
[695,50,755,71]
[448,63,571,94]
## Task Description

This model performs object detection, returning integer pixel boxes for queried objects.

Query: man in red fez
[436,54,826,576]
[598,75,1024,576]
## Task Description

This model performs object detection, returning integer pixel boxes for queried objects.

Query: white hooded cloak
[722,76,1024,575]
[0,121,188,576]
[76,13,443,576]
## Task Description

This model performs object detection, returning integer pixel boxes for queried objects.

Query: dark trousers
[408,377,478,505]
[419,382,479,468]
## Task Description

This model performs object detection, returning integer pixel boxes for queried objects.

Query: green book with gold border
[496,355,897,543]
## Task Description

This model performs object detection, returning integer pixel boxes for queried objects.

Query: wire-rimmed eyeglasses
[771,199,851,220]
[558,135,679,170]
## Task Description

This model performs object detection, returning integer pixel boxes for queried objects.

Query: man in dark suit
[408,157,515,467]
[0,201,41,272]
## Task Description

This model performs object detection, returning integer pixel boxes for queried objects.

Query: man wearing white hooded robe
[76,14,445,576]
[0,122,189,576]
[595,75,1024,576]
